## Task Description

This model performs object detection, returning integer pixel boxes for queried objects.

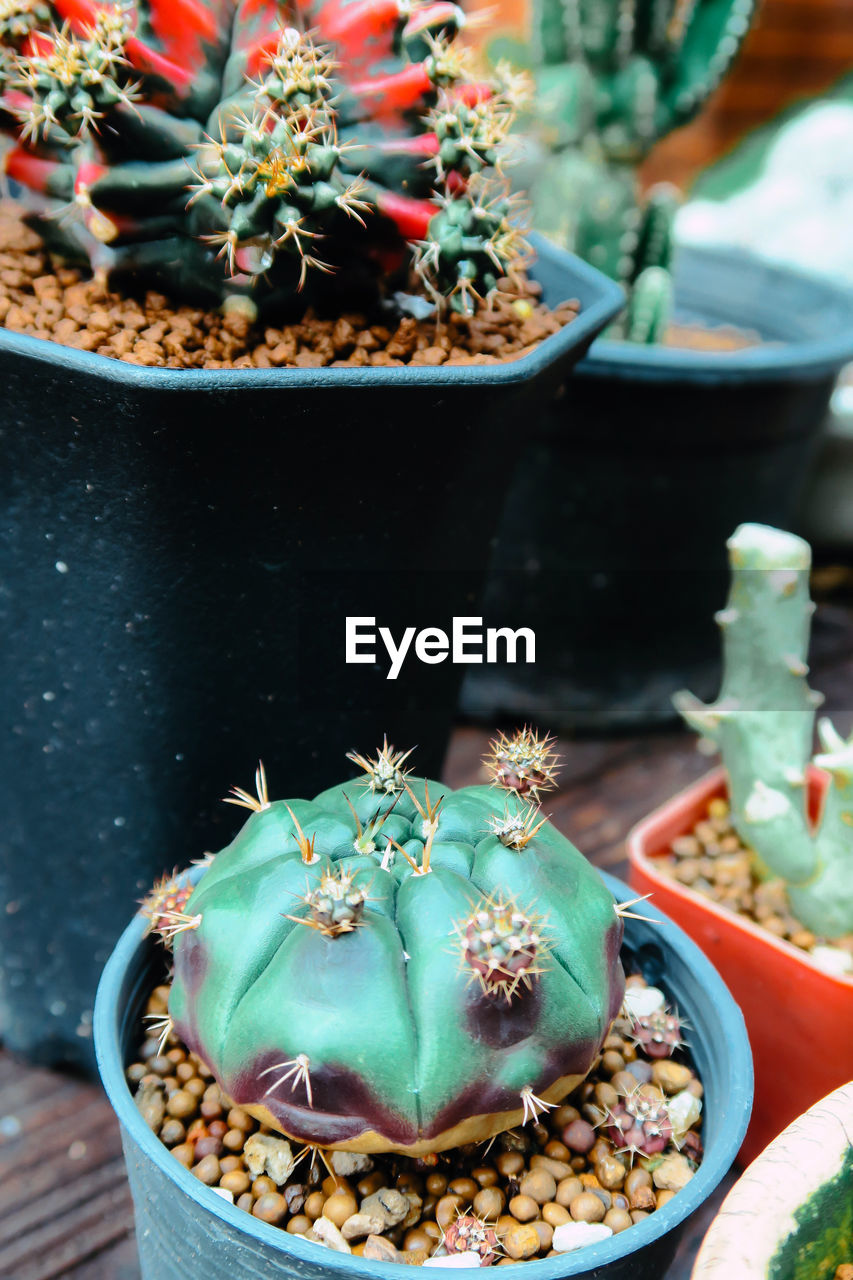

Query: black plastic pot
[94,869,753,1280]
[461,246,853,732]
[0,240,623,1072]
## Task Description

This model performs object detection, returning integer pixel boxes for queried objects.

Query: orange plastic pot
[627,766,853,1167]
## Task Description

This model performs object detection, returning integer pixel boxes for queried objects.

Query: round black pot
[461,246,853,732]
[94,870,753,1280]
[0,239,623,1072]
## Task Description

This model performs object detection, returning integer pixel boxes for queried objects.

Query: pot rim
[580,244,853,384]
[690,1079,853,1278]
[0,237,623,391]
[627,765,853,990]
[94,869,752,1278]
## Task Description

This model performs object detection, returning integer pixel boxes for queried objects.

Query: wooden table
[3,599,851,1279]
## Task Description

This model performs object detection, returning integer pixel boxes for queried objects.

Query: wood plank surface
[2,595,851,1278]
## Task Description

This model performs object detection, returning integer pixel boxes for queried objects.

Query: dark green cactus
[0,0,528,316]
[489,0,756,341]
[413,80,530,313]
[675,523,853,939]
[144,733,626,1156]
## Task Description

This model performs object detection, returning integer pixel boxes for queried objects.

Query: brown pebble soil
[664,322,758,352]
[0,205,580,370]
[658,796,853,959]
[127,972,705,1266]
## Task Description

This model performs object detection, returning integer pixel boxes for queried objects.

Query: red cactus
[0,0,527,313]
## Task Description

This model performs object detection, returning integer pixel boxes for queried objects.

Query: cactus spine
[0,0,528,315]
[145,730,627,1156]
[675,523,853,938]
[493,0,756,341]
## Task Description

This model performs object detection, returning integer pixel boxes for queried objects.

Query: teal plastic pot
[461,246,853,732]
[0,238,622,1073]
[94,871,752,1280]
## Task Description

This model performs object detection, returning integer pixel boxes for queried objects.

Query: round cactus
[0,0,528,314]
[152,732,626,1156]
[443,1214,501,1263]
[604,1086,674,1157]
[628,1006,685,1060]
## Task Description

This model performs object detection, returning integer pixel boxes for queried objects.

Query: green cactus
[675,523,853,939]
[490,0,756,341]
[144,732,626,1156]
[413,81,530,313]
[0,0,528,316]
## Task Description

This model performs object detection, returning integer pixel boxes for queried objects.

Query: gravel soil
[656,796,853,964]
[0,205,580,370]
[127,972,705,1266]
[664,322,758,351]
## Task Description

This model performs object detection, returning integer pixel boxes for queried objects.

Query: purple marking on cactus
[233,1053,419,1147]
[605,921,627,1024]
[539,1033,607,1094]
[465,979,542,1048]
[177,929,209,996]
[168,934,209,1068]
[424,1030,601,1142]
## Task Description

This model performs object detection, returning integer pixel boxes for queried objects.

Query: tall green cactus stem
[499,0,755,341]
[0,0,527,315]
[155,731,626,1156]
[675,523,853,938]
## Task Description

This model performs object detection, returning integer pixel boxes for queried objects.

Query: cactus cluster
[0,0,530,315]
[675,523,853,940]
[487,0,756,341]
[142,730,627,1157]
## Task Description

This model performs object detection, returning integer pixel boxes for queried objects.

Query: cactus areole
[153,736,625,1156]
[0,0,530,315]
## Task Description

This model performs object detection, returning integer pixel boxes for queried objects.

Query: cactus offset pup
[0,0,530,317]
[142,730,626,1156]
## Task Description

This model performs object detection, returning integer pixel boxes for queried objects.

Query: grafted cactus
[675,523,853,939]
[0,0,528,314]
[144,732,626,1156]
[486,0,756,341]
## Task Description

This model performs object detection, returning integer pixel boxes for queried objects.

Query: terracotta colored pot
[691,1080,853,1279]
[627,766,853,1167]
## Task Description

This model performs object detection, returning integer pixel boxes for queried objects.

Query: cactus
[628,1006,685,1060]
[487,0,756,341]
[443,1214,501,1262]
[143,730,626,1156]
[674,523,853,939]
[0,0,529,315]
[604,1085,674,1156]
